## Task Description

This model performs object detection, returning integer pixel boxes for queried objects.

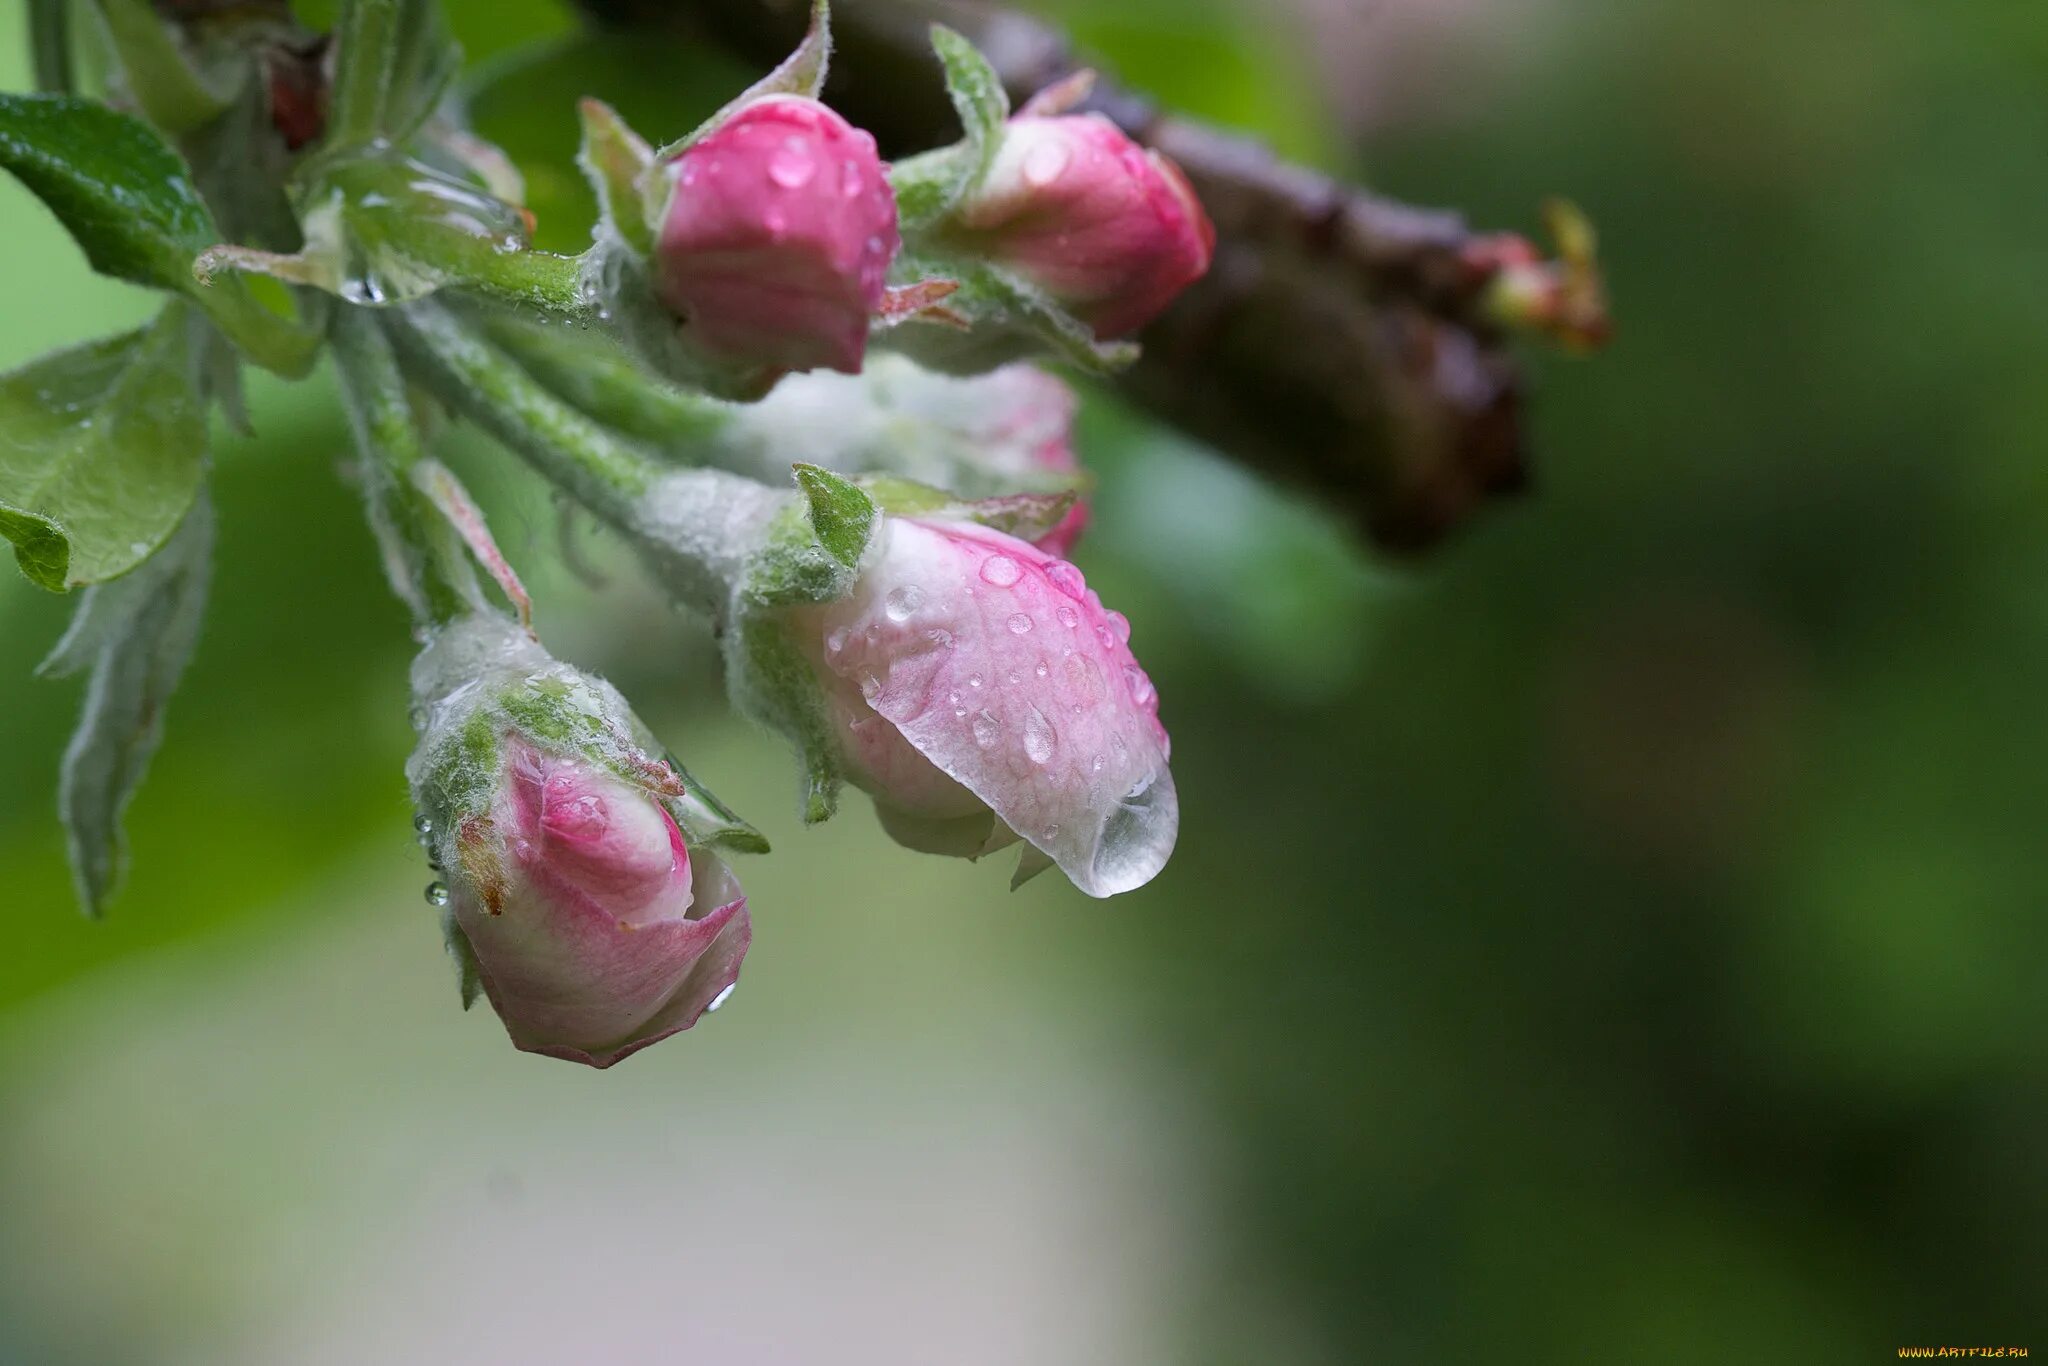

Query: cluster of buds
[335,3,1218,1065]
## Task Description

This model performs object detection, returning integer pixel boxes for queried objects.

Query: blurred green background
[3,0,2046,1361]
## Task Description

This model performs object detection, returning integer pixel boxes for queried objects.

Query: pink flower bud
[955,114,1215,338]
[652,96,899,389]
[448,740,750,1068]
[793,519,1176,896]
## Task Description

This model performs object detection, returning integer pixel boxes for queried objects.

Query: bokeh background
[4,0,2047,1360]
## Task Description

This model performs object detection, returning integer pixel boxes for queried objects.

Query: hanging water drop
[884,585,924,621]
[768,140,817,189]
[425,881,450,907]
[707,982,737,1013]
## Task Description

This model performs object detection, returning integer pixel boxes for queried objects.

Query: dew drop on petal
[1056,604,1080,629]
[764,207,789,238]
[860,673,883,705]
[972,709,1002,748]
[884,585,924,621]
[1107,610,1132,644]
[1022,138,1071,187]
[1046,561,1087,600]
[841,161,864,197]
[1096,624,1117,650]
[1124,664,1156,707]
[927,627,955,649]
[1035,659,1050,679]
[1023,706,1058,765]
[980,554,1023,587]
[768,140,817,188]
[1007,612,1034,635]
[425,881,450,907]
[707,982,737,1012]
[968,672,985,688]
[826,627,850,656]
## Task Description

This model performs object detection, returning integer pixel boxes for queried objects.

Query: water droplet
[768,140,817,188]
[409,705,428,730]
[1091,753,1105,773]
[826,627,850,656]
[1107,610,1132,644]
[680,162,699,188]
[1046,561,1087,600]
[1056,605,1080,629]
[841,161,864,197]
[1043,824,1061,840]
[425,881,450,907]
[968,672,985,688]
[1124,664,1156,706]
[1022,138,1071,188]
[860,673,883,705]
[1007,612,1034,635]
[707,982,737,1013]
[1023,706,1058,764]
[927,627,955,649]
[884,585,924,621]
[1006,670,1023,685]
[413,813,434,837]
[980,554,1022,587]
[764,206,789,237]
[1096,624,1117,650]
[972,709,1002,748]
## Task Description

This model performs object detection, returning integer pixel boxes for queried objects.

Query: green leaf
[0,93,216,289]
[0,93,319,375]
[793,463,876,568]
[38,492,213,917]
[863,476,1078,543]
[0,307,208,591]
[328,0,460,151]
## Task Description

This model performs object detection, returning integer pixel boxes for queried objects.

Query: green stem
[387,301,658,518]
[477,312,730,450]
[387,301,784,619]
[29,0,71,95]
[462,249,592,318]
[330,308,487,627]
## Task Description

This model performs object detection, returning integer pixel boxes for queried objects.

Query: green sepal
[440,904,485,1009]
[653,0,833,163]
[660,762,773,857]
[90,0,240,135]
[794,462,877,569]
[930,25,1009,177]
[861,474,1079,543]
[0,94,318,375]
[326,0,461,153]
[0,304,207,591]
[733,610,841,825]
[877,252,1137,376]
[577,99,656,259]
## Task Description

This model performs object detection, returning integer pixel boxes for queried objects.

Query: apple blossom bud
[953,113,1215,338]
[409,616,751,1067]
[650,95,899,392]
[788,518,1176,896]
[718,357,1090,553]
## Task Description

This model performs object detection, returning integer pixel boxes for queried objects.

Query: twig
[573,0,1606,551]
